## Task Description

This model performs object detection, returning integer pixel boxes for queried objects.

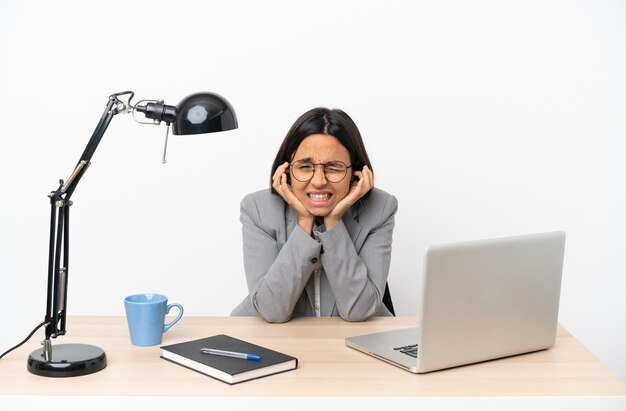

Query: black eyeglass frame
[289,160,353,183]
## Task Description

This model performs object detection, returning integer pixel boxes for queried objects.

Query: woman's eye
[325,163,346,173]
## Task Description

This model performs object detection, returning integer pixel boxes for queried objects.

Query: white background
[1,0,624,384]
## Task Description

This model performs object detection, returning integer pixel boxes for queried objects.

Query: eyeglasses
[289,160,352,183]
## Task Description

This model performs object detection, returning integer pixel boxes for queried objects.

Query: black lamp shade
[172,92,238,135]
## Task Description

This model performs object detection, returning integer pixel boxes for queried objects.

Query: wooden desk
[1,316,625,397]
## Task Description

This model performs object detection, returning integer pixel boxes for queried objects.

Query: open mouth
[307,192,333,205]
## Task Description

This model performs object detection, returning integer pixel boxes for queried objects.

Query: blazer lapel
[342,199,363,245]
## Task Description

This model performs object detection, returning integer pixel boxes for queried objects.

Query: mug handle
[163,303,184,333]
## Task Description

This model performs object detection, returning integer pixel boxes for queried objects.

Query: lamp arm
[43,92,132,348]
[62,91,133,199]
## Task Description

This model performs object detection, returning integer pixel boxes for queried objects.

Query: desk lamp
[25,90,237,377]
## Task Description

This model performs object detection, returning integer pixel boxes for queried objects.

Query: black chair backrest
[382,283,395,316]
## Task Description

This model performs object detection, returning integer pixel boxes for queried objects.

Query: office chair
[382,283,395,316]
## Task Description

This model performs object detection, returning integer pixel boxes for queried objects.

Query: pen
[200,348,261,361]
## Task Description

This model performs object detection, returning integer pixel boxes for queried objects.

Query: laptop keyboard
[394,344,418,358]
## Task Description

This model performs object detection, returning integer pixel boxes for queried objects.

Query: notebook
[345,231,566,373]
[161,334,298,384]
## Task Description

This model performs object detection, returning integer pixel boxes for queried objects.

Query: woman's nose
[310,165,328,185]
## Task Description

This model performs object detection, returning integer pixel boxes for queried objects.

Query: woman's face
[289,134,353,217]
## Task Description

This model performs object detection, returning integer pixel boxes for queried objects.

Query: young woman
[231,108,398,322]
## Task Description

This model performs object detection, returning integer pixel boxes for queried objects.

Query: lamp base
[27,343,107,377]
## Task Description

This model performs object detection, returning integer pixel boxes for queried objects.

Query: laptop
[345,231,566,373]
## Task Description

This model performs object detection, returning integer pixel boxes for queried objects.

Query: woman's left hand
[324,165,374,229]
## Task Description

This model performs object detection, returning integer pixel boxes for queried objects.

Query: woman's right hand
[272,162,315,233]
